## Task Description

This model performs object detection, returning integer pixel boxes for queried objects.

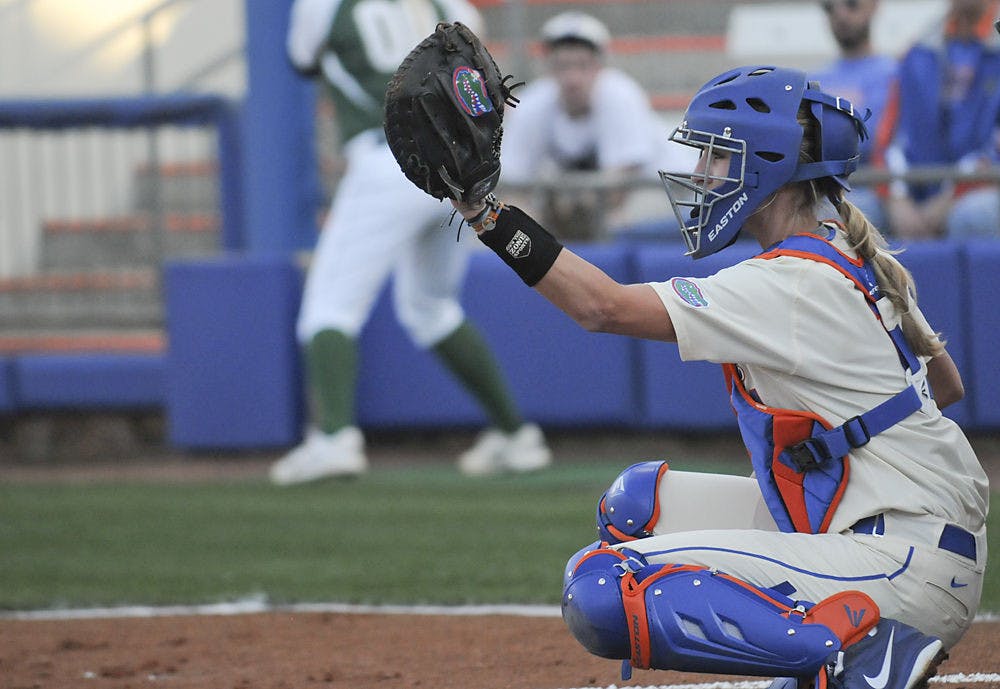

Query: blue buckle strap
[785,385,922,472]
[852,514,977,560]
[850,513,885,537]
[939,524,977,561]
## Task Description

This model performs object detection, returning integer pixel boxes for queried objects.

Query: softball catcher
[383,33,987,689]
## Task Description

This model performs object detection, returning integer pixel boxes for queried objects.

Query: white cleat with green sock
[458,423,552,476]
[269,426,368,485]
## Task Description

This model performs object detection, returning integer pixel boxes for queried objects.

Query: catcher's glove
[383,21,520,203]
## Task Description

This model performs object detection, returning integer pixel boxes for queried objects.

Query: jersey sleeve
[649,257,809,370]
[287,0,338,71]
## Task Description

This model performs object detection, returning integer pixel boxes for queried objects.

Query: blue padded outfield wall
[147,239,989,450]
[966,240,1000,428]
[1,239,992,448]
[354,244,638,429]
[164,256,304,448]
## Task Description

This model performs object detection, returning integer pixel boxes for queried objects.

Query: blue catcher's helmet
[660,66,870,258]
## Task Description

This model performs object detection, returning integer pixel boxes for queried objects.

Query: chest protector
[726,231,925,534]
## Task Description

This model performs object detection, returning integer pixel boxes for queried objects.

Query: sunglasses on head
[822,0,861,12]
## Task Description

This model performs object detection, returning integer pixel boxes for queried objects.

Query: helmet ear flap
[791,90,871,190]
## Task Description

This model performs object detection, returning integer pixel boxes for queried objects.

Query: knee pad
[597,461,668,543]
[563,540,604,592]
[561,547,634,659]
[563,553,879,679]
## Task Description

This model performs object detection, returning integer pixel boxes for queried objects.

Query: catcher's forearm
[470,198,563,287]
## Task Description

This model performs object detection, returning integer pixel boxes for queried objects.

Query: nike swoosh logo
[951,577,968,588]
[863,625,895,689]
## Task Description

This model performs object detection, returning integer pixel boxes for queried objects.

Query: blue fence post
[214,100,245,251]
[241,0,318,254]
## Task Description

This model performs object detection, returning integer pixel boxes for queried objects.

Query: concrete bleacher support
[163,255,304,449]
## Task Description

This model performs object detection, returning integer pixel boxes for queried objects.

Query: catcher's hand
[383,22,520,203]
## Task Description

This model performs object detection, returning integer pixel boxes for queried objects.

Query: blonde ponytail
[836,197,944,358]
[794,102,944,358]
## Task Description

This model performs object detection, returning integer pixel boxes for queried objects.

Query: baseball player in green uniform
[271,0,551,484]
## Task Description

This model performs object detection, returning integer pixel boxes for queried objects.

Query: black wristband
[477,205,563,286]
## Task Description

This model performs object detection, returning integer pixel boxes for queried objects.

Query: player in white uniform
[452,65,987,688]
[271,0,551,484]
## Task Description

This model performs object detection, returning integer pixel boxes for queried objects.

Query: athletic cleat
[763,619,945,689]
[457,423,552,475]
[269,426,368,485]
[825,619,947,689]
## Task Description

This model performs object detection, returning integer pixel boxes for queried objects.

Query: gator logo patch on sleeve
[453,66,494,116]
[671,277,709,308]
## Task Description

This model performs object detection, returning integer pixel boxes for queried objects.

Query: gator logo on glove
[453,66,494,116]
[384,22,521,202]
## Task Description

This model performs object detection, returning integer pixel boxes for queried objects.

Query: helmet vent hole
[746,97,770,113]
[709,100,737,110]
[748,67,775,77]
[756,151,784,163]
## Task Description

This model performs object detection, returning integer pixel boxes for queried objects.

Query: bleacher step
[41,214,218,270]
[0,328,165,355]
[0,269,161,329]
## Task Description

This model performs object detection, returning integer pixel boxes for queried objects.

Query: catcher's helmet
[660,66,870,258]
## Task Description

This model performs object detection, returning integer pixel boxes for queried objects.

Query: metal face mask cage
[659,124,747,257]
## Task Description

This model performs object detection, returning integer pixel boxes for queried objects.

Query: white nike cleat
[457,423,552,476]
[500,423,553,472]
[269,426,368,485]
[827,619,946,689]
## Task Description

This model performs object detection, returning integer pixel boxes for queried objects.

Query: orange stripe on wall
[0,333,165,354]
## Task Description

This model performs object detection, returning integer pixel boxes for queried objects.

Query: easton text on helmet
[707,191,749,242]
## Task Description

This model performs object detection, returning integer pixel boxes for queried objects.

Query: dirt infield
[0,610,997,689]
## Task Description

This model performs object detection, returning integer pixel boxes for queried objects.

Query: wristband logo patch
[671,277,709,308]
[506,230,532,258]
[453,66,495,116]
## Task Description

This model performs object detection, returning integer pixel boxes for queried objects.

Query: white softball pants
[297,129,472,348]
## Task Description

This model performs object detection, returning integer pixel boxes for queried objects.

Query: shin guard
[562,548,878,679]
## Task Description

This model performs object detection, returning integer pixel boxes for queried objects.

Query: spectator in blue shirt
[811,0,897,232]
[884,0,1000,240]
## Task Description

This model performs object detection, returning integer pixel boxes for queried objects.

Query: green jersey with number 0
[315,0,478,143]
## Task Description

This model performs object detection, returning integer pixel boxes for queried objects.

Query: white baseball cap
[540,12,610,52]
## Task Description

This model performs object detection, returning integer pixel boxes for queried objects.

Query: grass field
[1,459,996,613]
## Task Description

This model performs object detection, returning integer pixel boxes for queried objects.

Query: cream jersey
[648,231,989,535]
